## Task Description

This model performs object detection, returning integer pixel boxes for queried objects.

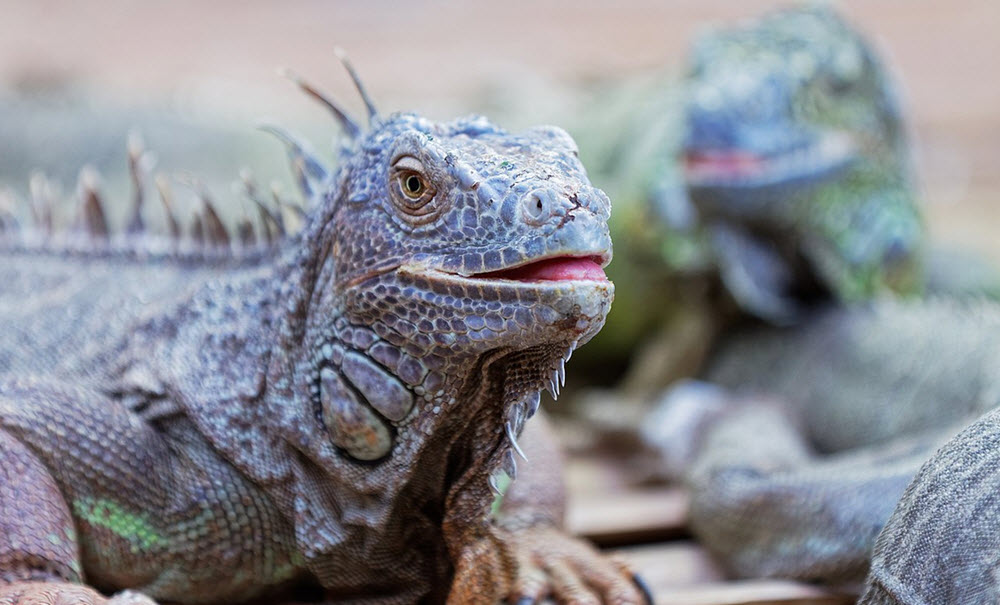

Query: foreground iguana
[0,58,648,604]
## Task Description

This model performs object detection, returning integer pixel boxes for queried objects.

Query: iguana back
[0,251,248,378]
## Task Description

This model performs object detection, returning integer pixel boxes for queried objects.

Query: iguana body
[0,61,645,604]
[645,299,1000,602]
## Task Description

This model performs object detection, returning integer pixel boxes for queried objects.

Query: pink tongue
[499,257,608,282]
[685,150,765,177]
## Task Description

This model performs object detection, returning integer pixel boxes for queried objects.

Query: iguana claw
[447,526,646,605]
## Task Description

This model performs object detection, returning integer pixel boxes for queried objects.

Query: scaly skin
[645,298,1000,594]
[0,61,645,604]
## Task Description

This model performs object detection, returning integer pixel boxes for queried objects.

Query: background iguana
[633,6,1000,603]
[0,58,648,604]
[568,3,932,404]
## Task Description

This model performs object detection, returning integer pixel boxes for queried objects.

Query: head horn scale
[334,47,379,123]
[279,67,362,139]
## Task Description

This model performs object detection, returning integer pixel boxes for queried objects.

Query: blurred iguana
[645,299,1000,604]
[637,7,1000,603]
[572,3,931,398]
[0,58,649,604]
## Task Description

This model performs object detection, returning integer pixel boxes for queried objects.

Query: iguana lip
[469,255,609,283]
[683,130,855,188]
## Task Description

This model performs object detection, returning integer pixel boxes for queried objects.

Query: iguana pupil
[404,174,423,196]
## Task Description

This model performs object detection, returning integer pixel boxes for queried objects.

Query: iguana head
[673,5,923,318]
[275,60,613,472]
[683,6,893,200]
[331,112,613,353]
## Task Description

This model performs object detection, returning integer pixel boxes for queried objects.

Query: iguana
[638,6,1000,603]
[672,3,923,323]
[567,3,926,398]
[0,57,648,604]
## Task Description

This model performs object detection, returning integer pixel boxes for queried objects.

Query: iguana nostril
[521,188,559,225]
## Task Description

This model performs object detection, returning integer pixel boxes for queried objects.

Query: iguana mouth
[469,255,609,283]
[684,130,855,189]
[402,252,612,287]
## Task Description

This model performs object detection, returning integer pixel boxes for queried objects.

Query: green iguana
[0,57,649,605]
[638,7,1000,603]
[672,3,923,322]
[569,3,925,397]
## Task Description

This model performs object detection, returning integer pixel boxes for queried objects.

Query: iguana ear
[317,366,394,462]
[710,222,802,324]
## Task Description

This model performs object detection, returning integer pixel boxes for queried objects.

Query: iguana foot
[0,583,156,605]
[447,525,647,604]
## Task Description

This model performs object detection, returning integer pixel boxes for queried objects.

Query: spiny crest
[0,132,303,262]
[263,49,381,206]
[1,51,383,261]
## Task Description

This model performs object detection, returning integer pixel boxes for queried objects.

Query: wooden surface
[566,458,856,605]
[568,486,689,547]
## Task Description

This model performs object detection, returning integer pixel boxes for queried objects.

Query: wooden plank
[567,486,690,546]
[611,543,856,605]
[649,582,854,605]
[565,453,640,496]
[612,542,727,586]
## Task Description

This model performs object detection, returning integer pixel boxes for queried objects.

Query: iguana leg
[0,428,155,605]
[645,383,961,585]
[446,413,648,605]
[0,378,297,604]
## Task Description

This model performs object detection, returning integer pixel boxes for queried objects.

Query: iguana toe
[448,526,646,604]
[641,379,741,479]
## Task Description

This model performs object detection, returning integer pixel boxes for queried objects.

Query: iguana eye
[391,156,434,205]
[399,172,427,199]
[389,155,441,225]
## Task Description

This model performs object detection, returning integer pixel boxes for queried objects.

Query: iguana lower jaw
[392,252,614,348]
[683,129,857,195]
